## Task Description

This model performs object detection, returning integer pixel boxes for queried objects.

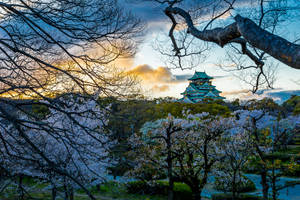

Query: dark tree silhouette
[0,0,143,199]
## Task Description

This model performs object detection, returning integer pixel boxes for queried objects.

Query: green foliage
[77,181,166,200]
[244,152,300,177]
[293,102,300,115]
[126,180,192,199]
[104,99,157,138]
[32,104,50,119]
[282,161,300,177]
[263,152,300,162]
[99,98,231,140]
[247,98,282,113]
[154,101,231,118]
[282,95,300,114]
[232,98,240,107]
[212,193,263,200]
[99,98,231,177]
[99,98,158,177]
[133,166,167,181]
[214,176,256,193]
[126,180,147,194]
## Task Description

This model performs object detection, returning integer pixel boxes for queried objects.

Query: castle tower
[180,71,225,103]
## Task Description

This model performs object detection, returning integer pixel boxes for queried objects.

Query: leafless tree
[216,0,295,92]
[0,0,143,199]
[152,0,299,91]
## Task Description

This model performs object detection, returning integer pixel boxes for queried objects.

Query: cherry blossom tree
[234,109,300,200]
[130,113,235,200]
[214,121,254,199]
[129,114,182,200]
[0,0,143,198]
[0,94,114,200]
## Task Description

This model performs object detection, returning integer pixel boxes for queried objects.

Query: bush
[264,152,300,162]
[212,193,263,200]
[245,153,300,177]
[126,180,192,199]
[214,176,256,193]
[126,181,149,194]
[282,164,300,177]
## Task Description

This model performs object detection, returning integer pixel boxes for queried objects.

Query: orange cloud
[126,64,191,96]
[112,57,134,68]
[127,64,174,83]
[151,85,170,92]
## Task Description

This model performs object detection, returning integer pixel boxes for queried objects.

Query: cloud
[213,75,229,79]
[151,85,170,92]
[123,0,254,31]
[111,57,135,68]
[127,64,232,96]
[127,64,173,83]
[174,74,193,81]
[221,89,249,96]
[127,64,191,84]
[126,64,191,94]
[223,89,300,104]
[258,89,300,104]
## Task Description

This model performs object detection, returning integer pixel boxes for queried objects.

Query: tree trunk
[69,187,74,200]
[232,171,237,200]
[166,125,174,200]
[271,173,278,200]
[51,185,57,200]
[167,148,174,200]
[18,175,24,200]
[191,186,202,200]
[96,184,101,192]
[261,171,269,200]
[64,184,69,200]
[168,177,174,200]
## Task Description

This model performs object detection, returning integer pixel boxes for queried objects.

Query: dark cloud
[212,75,229,79]
[175,74,228,81]
[173,74,193,81]
[122,0,254,30]
[121,0,167,30]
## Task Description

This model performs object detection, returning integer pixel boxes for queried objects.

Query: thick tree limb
[165,6,300,69]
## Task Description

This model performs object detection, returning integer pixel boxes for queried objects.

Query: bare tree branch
[164,5,300,69]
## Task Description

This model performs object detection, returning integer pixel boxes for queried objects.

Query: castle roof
[188,71,213,80]
[180,71,225,103]
[204,91,217,97]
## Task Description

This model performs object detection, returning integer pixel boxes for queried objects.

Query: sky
[120,0,300,103]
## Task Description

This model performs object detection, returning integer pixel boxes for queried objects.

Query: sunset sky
[120,0,300,103]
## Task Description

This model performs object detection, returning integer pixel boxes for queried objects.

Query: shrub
[282,164,300,177]
[212,193,263,200]
[214,176,256,193]
[264,152,300,162]
[32,104,50,119]
[126,180,149,194]
[126,180,192,199]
